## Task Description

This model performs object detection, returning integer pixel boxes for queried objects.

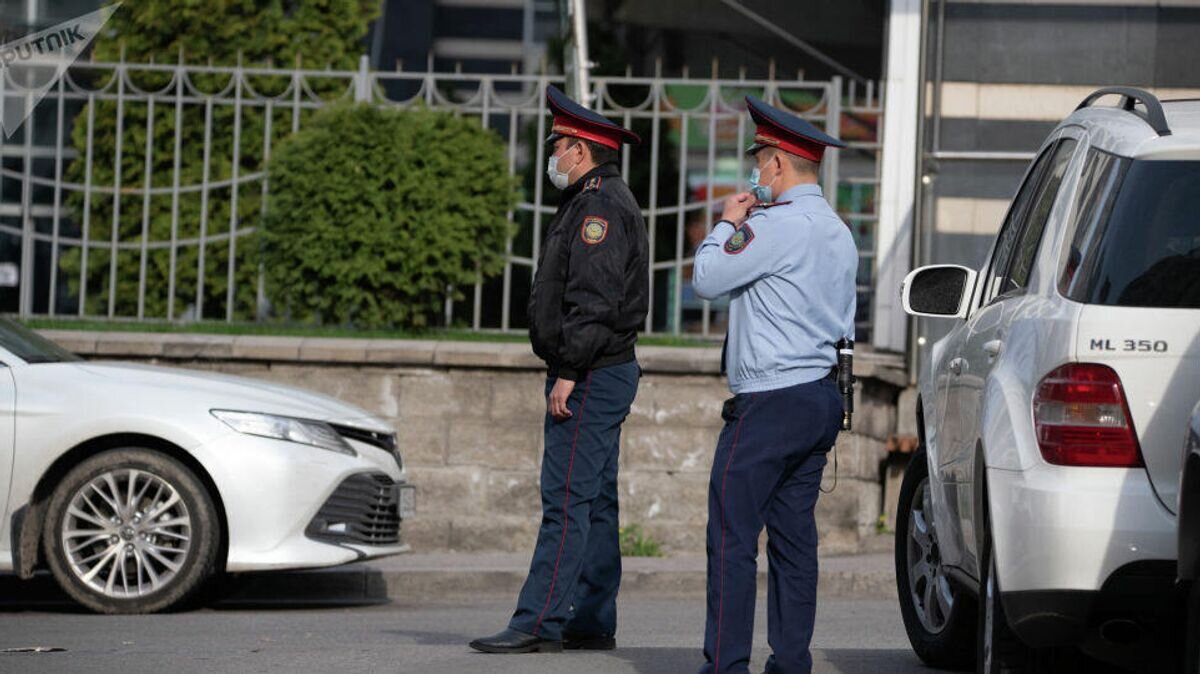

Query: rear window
[1060,153,1200,308]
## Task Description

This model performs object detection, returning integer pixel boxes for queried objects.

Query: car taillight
[1033,363,1143,467]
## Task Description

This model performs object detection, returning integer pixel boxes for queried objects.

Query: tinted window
[1060,149,1124,297]
[1062,158,1200,308]
[1006,139,1077,293]
[983,142,1058,303]
[0,318,81,364]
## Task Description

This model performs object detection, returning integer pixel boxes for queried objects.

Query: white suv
[895,87,1200,673]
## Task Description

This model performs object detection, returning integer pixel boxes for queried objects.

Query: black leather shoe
[469,628,563,654]
[563,633,616,650]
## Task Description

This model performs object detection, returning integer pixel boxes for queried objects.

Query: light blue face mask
[749,166,776,203]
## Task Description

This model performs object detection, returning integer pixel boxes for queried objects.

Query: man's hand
[548,377,576,420]
[721,192,756,227]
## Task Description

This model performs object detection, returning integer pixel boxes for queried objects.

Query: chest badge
[581,216,609,245]
[723,224,755,254]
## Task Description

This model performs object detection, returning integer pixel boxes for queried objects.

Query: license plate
[394,484,416,519]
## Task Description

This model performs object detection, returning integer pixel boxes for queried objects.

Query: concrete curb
[228,553,897,604]
[372,567,897,602]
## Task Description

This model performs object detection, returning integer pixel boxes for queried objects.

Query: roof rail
[1075,87,1172,137]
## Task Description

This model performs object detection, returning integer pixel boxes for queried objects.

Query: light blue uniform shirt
[693,183,857,394]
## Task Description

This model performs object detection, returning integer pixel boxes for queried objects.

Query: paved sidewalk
[223,552,896,604]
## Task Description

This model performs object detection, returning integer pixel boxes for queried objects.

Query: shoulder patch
[723,224,755,254]
[581,216,609,245]
[582,176,603,192]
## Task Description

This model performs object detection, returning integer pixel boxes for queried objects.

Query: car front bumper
[192,430,412,572]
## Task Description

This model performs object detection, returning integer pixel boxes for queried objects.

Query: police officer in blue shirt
[691,96,857,674]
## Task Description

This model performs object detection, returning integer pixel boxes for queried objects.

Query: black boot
[468,628,563,654]
[563,633,617,650]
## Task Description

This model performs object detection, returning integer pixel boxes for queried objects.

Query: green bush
[61,0,380,319]
[259,103,518,329]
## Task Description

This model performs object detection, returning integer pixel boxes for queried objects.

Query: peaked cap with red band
[545,85,640,149]
[744,95,845,162]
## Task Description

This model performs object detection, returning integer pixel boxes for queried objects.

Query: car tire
[895,448,976,670]
[42,448,221,614]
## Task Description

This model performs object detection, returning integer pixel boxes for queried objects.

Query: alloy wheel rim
[907,477,955,634]
[61,468,192,598]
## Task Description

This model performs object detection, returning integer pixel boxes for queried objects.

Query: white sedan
[0,318,413,613]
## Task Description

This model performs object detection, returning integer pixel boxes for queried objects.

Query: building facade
[877,0,1200,356]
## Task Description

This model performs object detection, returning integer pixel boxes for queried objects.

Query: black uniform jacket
[528,163,649,381]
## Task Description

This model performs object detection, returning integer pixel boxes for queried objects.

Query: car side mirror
[901,265,977,319]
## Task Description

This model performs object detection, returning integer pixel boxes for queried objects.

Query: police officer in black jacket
[470,86,648,655]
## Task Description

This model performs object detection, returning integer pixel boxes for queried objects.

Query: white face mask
[546,145,580,190]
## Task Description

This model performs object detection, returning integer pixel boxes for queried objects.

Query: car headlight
[211,410,355,456]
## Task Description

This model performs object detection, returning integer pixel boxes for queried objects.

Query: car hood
[73,361,391,432]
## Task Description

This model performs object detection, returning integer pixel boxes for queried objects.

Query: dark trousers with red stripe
[509,359,640,641]
[699,377,842,674]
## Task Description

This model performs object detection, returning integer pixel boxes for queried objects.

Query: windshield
[0,318,82,364]
[1061,155,1200,308]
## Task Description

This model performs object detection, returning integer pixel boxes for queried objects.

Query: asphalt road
[0,596,926,674]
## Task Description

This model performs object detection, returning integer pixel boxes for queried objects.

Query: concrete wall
[42,331,908,556]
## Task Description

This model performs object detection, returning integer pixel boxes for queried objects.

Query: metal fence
[1,55,882,339]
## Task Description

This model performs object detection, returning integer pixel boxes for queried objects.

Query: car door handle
[983,340,1003,357]
[949,357,964,375]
